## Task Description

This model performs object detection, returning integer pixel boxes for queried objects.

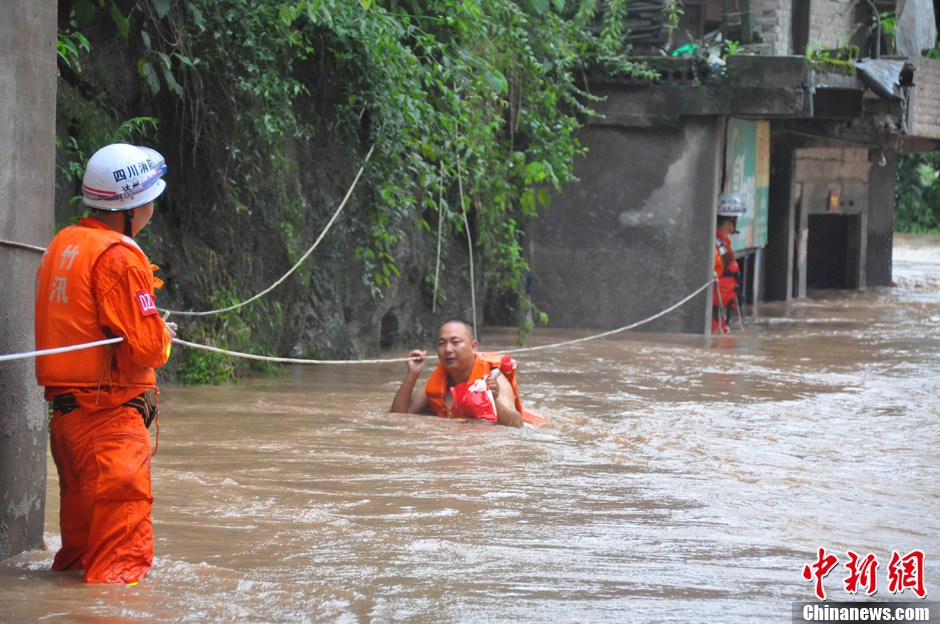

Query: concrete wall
[0,1,57,560]
[810,0,863,50]
[909,57,940,140]
[751,0,795,55]
[794,147,872,217]
[751,0,864,55]
[529,118,721,334]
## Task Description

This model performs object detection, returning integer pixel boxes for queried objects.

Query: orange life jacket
[425,352,524,418]
[35,219,166,389]
[714,228,740,307]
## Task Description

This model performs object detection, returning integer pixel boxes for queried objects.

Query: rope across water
[1,143,715,366]
[164,278,715,365]
[0,279,714,365]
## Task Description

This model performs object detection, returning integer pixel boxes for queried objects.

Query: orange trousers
[49,403,153,583]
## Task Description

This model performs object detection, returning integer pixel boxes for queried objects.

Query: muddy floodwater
[2,234,939,623]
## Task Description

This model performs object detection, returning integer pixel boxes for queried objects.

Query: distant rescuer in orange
[390,319,524,428]
[713,193,747,334]
[34,143,175,584]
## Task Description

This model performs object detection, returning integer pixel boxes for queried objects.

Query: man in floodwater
[390,319,523,427]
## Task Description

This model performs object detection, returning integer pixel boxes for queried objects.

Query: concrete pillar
[530,118,721,334]
[0,0,57,560]
[764,137,796,300]
[866,149,896,287]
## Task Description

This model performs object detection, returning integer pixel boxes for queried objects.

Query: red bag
[498,355,517,378]
[450,377,498,423]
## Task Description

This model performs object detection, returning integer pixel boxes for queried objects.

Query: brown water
[2,235,938,623]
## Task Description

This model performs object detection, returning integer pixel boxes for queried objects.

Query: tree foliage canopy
[56,0,652,376]
[896,153,940,233]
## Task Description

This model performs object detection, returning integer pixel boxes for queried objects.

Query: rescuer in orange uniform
[712,193,747,334]
[34,143,175,583]
[389,319,524,427]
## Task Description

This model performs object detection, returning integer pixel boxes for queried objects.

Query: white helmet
[82,143,167,211]
[717,193,747,217]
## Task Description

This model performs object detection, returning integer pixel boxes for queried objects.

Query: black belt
[51,390,158,429]
[125,390,159,428]
[51,394,79,415]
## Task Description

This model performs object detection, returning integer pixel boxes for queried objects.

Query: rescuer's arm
[95,248,174,368]
[487,374,523,428]
[390,349,430,414]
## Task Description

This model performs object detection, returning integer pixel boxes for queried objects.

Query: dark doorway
[807,213,861,289]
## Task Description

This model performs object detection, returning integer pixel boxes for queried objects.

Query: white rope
[0,337,123,363]
[432,160,444,313]
[507,278,715,355]
[162,144,375,318]
[0,238,46,253]
[1,143,712,368]
[455,156,477,338]
[171,337,436,365]
[166,279,713,365]
[2,280,710,365]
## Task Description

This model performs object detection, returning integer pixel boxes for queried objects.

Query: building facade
[530,0,940,333]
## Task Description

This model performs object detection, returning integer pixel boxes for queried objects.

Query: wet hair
[439,317,475,339]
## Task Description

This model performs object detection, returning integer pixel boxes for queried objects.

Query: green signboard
[725,119,769,252]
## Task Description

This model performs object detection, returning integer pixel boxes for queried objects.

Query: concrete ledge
[726,55,814,87]
[592,81,811,126]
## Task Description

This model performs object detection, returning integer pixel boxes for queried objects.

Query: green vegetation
[176,349,236,385]
[56,0,653,381]
[805,35,860,76]
[923,40,940,60]
[173,284,285,384]
[873,10,896,53]
[902,41,940,234]
[896,153,940,233]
